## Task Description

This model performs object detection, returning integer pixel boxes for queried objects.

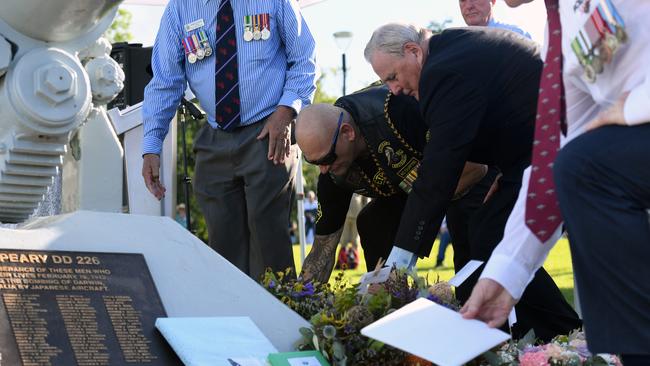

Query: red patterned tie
[215,0,241,131]
[525,0,565,242]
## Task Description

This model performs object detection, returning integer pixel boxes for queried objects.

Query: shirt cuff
[480,254,535,300]
[279,91,304,115]
[624,85,650,126]
[142,135,164,156]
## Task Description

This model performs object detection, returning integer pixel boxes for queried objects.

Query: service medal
[590,54,604,73]
[198,30,213,57]
[604,32,618,53]
[191,34,205,60]
[182,37,198,64]
[615,25,627,43]
[261,13,271,40]
[597,42,613,64]
[583,64,596,83]
[243,15,254,42]
[253,14,262,40]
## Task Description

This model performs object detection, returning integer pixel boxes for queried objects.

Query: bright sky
[122,0,546,97]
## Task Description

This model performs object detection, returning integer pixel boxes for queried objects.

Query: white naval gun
[0,0,125,223]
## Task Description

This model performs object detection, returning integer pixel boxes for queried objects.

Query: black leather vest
[332,85,424,198]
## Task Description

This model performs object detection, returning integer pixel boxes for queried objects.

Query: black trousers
[555,124,650,354]
[357,168,581,342]
[193,122,297,281]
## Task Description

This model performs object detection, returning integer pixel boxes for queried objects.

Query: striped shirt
[142,0,318,154]
[487,18,532,40]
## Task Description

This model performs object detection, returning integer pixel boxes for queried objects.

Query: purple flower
[427,294,442,304]
[523,345,543,353]
[293,282,315,298]
[268,280,276,289]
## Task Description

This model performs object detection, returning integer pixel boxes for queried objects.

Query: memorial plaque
[0,250,181,365]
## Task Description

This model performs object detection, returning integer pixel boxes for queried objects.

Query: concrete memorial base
[0,211,308,353]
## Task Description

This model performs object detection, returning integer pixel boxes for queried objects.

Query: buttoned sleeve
[624,74,650,126]
[276,0,318,114]
[394,69,487,255]
[142,1,187,155]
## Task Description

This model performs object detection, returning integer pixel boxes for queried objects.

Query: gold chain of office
[383,93,425,159]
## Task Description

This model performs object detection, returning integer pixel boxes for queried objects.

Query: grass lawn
[293,237,576,307]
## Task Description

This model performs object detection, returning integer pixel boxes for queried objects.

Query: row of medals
[573,1,628,83]
[243,25,271,42]
[580,25,627,82]
[186,33,212,64]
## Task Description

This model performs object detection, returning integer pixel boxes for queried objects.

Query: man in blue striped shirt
[459,0,532,39]
[141,0,317,279]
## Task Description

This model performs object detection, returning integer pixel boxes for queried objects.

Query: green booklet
[267,351,330,366]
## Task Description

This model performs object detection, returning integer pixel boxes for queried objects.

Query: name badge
[184,18,205,33]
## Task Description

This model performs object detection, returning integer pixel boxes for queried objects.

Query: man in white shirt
[462,1,650,362]
[459,0,531,38]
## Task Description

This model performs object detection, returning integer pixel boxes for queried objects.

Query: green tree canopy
[104,8,134,43]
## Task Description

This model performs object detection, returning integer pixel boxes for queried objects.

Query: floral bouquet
[261,267,458,365]
[478,329,622,366]
[261,269,620,366]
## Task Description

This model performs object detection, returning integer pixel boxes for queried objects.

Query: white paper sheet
[357,266,392,294]
[156,317,277,366]
[361,298,510,366]
[447,260,484,287]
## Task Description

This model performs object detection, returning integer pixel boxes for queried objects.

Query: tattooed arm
[300,227,344,284]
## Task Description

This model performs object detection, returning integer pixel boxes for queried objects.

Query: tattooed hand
[300,228,343,284]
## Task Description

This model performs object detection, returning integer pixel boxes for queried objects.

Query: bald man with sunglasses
[296,85,492,285]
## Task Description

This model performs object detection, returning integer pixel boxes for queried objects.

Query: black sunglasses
[304,112,344,166]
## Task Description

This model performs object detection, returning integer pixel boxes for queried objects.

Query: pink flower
[544,344,566,361]
[519,351,550,366]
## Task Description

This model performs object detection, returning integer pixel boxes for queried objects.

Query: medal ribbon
[262,13,269,30]
[253,14,260,31]
[182,38,192,55]
[198,30,209,44]
[191,34,202,50]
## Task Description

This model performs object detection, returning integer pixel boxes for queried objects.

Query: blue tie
[214,0,241,131]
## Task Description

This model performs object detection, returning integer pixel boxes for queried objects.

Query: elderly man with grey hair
[363,23,581,341]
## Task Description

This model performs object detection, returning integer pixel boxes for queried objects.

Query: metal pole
[295,151,308,264]
[341,52,347,96]
[178,105,192,232]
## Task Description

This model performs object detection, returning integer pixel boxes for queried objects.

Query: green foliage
[176,107,209,243]
[313,73,337,105]
[262,267,456,365]
[104,8,133,43]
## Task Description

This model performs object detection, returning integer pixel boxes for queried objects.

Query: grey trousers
[193,121,297,280]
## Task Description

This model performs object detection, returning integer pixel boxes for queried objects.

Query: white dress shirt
[481,0,650,299]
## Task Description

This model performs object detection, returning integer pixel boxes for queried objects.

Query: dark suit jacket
[395,27,542,253]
